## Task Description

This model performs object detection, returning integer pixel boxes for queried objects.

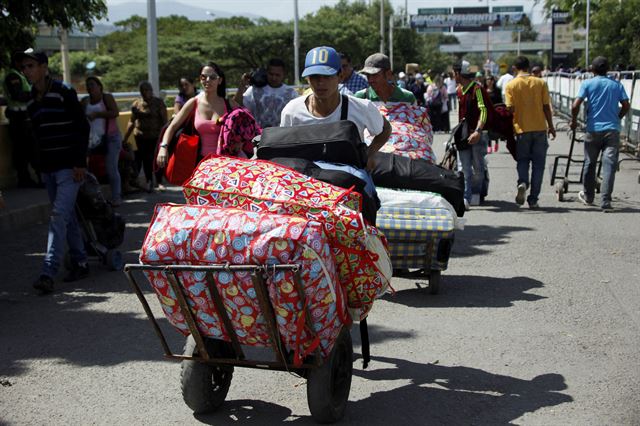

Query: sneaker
[601,204,614,212]
[515,183,527,205]
[63,263,90,283]
[578,191,593,206]
[528,202,540,210]
[33,275,54,294]
[464,199,470,211]
[156,184,167,192]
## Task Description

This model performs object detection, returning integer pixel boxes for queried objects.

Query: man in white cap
[355,53,416,104]
[396,71,407,89]
[280,46,391,170]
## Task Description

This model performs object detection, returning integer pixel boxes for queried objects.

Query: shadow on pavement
[0,289,185,377]
[452,224,532,258]
[347,355,573,424]
[385,275,545,308]
[193,355,572,425]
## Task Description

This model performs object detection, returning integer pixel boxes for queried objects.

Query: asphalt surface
[1,119,639,425]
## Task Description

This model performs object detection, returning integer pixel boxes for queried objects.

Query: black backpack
[256,95,369,169]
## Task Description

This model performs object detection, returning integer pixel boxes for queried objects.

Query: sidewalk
[0,187,50,232]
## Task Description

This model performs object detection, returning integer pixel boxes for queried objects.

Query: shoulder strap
[340,94,349,120]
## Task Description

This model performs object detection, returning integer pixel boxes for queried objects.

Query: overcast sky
[105,0,546,23]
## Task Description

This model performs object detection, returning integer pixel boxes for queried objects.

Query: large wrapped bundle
[182,156,391,319]
[140,204,348,364]
[377,203,455,271]
[374,103,436,163]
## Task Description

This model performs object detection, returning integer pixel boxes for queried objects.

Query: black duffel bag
[269,157,379,225]
[371,152,466,217]
[256,95,368,169]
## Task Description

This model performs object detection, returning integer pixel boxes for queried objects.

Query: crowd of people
[0,46,631,294]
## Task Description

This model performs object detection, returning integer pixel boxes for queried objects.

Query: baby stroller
[66,173,126,271]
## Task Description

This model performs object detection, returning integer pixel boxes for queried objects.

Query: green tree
[0,0,107,69]
[511,13,538,43]
[540,0,640,67]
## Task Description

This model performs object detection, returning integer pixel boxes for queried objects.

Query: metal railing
[544,71,640,160]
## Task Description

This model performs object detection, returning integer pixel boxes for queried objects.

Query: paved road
[1,123,639,425]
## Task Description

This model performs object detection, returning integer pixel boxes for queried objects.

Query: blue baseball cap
[301,46,341,77]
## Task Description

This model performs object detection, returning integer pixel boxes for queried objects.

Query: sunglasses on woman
[200,73,220,81]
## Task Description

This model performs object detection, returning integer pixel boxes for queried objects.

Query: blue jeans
[516,131,548,205]
[457,134,488,202]
[41,169,87,278]
[105,132,123,203]
[583,131,619,207]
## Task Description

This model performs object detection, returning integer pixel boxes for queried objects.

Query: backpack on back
[463,82,516,159]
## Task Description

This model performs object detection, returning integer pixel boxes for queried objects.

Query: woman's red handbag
[154,99,200,185]
[164,133,200,185]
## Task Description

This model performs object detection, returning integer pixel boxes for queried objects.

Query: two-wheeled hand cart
[124,263,353,424]
[550,129,602,201]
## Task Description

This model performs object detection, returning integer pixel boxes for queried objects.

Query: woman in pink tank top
[156,62,243,169]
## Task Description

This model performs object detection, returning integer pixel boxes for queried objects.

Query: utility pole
[380,0,385,54]
[389,15,394,71]
[59,28,71,84]
[585,0,591,67]
[146,0,160,95]
[294,0,300,86]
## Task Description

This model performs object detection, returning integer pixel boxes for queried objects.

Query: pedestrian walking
[444,72,458,110]
[123,81,168,192]
[174,76,199,114]
[19,49,90,294]
[81,76,123,206]
[280,46,391,171]
[570,56,630,212]
[355,53,416,104]
[505,56,556,209]
[340,52,369,93]
[234,58,298,128]
[4,52,38,187]
[453,60,491,210]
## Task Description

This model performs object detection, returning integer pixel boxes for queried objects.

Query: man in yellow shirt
[505,56,556,209]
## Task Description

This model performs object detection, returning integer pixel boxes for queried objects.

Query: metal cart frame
[124,263,352,423]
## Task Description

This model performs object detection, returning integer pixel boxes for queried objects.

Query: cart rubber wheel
[429,270,441,295]
[105,249,124,271]
[555,180,565,202]
[181,336,234,414]
[307,328,353,424]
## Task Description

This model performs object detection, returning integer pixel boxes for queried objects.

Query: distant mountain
[93,1,263,35]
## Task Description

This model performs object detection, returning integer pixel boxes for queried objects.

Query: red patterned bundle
[140,204,349,363]
[376,103,436,163]
[182,156,390,319]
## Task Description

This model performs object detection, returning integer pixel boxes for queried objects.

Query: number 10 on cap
[311,48,329,64]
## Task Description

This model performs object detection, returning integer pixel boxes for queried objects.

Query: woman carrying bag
[81,76,123,206]
[156,62,251,183]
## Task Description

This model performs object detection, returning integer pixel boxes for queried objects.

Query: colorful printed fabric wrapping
[182,156,391,319]
[140,204,348,363]
[375,103,436,163]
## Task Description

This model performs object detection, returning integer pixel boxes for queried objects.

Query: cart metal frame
[550,129,603,201]
[124,263,323,370]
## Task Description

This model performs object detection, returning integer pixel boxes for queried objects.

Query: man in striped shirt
[453,60,490,210]
[19,49,91,294]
